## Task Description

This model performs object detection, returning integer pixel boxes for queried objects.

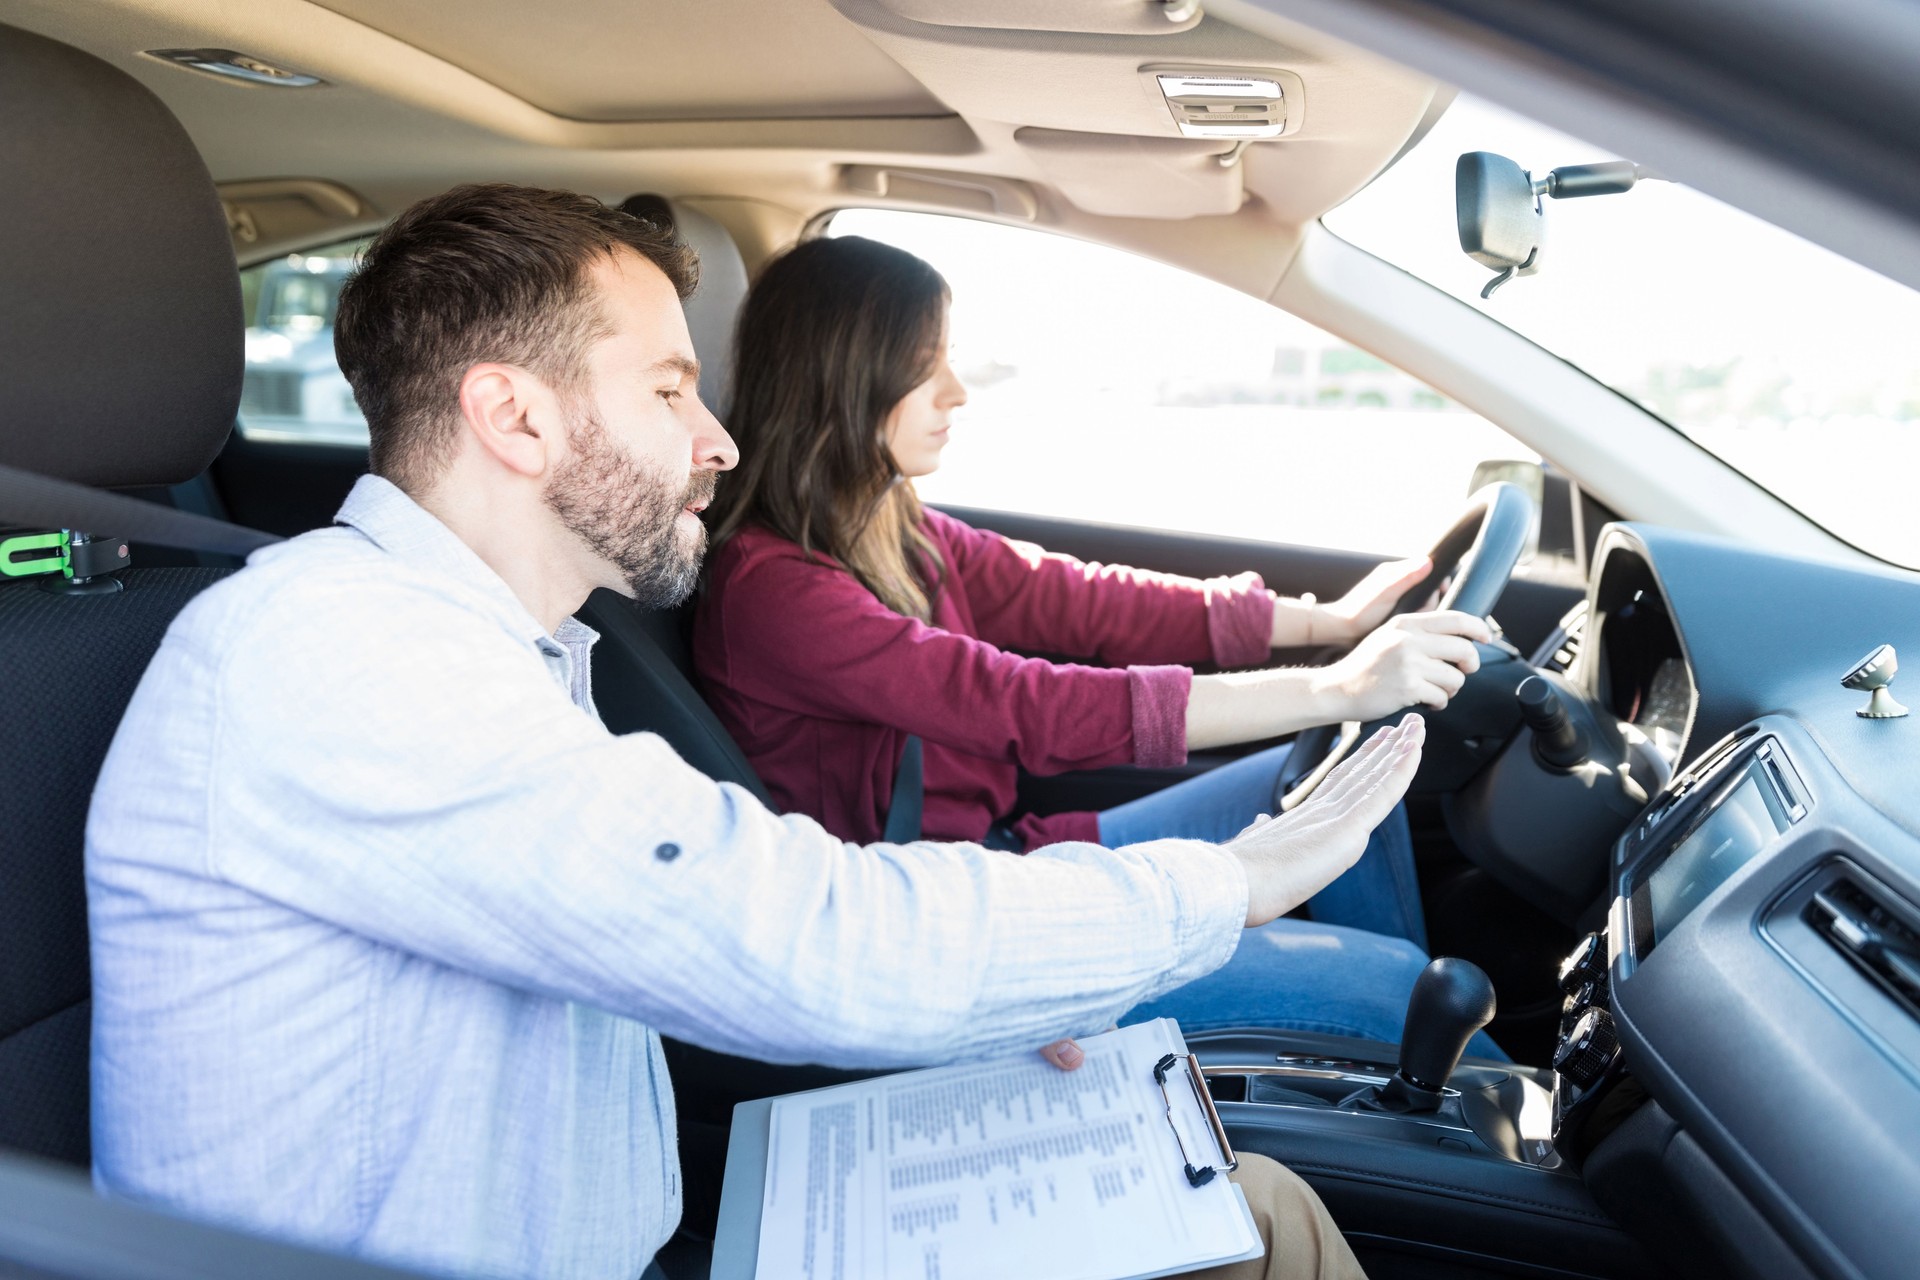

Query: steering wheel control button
[1553,1009,1620,1091]
[1516,676,1590,770]
[1843,644,1909,719]
[653,842,682,863]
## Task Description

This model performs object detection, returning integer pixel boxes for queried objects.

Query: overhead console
[828,0,1438,223]
[869,0,1208,37]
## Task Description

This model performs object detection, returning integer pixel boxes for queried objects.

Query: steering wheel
[1274,481,1538,808]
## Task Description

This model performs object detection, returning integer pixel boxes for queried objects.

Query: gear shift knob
[1361,957,1498,1113]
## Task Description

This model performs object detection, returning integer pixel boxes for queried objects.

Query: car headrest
[620,195,750,420]
[0,24,242,489]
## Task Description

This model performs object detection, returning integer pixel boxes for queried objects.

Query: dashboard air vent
[1807,874,1920,1023]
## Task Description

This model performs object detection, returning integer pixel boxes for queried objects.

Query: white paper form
[752,1020,1259,1280]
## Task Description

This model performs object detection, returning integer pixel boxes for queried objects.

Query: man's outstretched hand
[1038,717,1422,1073]
[1230,714,1424,927]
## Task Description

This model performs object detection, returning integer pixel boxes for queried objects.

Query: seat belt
[0,459,281,574]
[3,458,929,843]
[881,734,924,844]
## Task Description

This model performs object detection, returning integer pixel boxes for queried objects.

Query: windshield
[1324,95,1920,570]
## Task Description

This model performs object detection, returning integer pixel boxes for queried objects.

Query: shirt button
[654,842,682,863]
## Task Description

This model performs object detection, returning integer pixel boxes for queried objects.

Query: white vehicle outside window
[236,239,372,445]
[829,208,1536,558]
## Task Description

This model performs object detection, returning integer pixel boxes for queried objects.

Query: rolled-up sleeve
[1204,571,1276,668]
[204,570,1249,1069]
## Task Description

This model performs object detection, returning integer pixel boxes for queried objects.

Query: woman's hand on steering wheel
[1309,611,1493,722]
[1310,555,1437,646]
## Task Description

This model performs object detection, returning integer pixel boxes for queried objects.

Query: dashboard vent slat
[1807,876,1920,1023]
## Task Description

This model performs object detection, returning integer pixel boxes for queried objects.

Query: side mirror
[1468,459,1543,563]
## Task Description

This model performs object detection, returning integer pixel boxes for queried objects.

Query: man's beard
[544,404,717,609]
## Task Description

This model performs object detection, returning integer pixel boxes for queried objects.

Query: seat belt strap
[881,734,924,844]
[0,459,281,559]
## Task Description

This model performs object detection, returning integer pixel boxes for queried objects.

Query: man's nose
[692,398,739,472]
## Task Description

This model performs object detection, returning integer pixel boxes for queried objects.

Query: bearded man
[84,184,1418,1280]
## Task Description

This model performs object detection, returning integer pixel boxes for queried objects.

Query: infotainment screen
[1646,761,1790,942]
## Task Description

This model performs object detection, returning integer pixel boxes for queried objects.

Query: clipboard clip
[1154,1052,1238,1188]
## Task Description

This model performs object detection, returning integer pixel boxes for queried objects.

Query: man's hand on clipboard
[1039,1038,1094,1072]
[1233,714,1424,928]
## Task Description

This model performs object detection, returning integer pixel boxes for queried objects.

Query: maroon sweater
[692,509,1274,849]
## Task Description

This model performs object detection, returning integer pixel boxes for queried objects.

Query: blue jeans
[1097,743,1505,1059]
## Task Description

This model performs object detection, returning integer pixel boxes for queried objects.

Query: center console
[1551,730,1809,1156]
[1189,730,1813,1279]
[1191,962,1649,1279]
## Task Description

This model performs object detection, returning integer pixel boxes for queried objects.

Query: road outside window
[830,209,1534,558]
[236,239,371,445]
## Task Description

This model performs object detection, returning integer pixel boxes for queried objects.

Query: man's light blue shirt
[84,475,1246,1280]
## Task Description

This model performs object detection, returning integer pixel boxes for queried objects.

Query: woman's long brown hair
[707,235,949,618]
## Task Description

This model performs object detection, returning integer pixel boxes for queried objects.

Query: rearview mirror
[1456,152,1542,297]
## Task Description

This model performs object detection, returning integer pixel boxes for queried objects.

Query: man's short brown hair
[335,183,699,493]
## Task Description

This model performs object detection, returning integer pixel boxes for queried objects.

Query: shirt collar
[334,474,599,653]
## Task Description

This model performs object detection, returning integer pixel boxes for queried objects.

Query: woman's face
[882,310,967,478]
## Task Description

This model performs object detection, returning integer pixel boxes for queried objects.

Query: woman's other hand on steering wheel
[1311,611,1492,721]
[1308,555,1435,646]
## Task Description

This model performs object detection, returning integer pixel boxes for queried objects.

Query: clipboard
[708,1024,1264,1280]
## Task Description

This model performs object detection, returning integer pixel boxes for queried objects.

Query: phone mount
[1844,644,1909,719]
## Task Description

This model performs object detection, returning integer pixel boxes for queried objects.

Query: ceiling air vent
[1156,73,1286,139]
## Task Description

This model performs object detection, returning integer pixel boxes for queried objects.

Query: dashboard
[1539,525,1920,1280]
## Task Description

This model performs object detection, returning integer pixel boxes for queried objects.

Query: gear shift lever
[1357,957,1498,1114]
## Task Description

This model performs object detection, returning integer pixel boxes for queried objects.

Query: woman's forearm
[1266,592,1339,649]
[1184,667,1339,751]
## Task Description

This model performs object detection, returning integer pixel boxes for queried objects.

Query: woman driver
[693,235,1499,1047]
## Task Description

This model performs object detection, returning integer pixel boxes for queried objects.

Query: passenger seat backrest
[586,196,768,802]
[0,22,245,1165]
[617,195,751,420]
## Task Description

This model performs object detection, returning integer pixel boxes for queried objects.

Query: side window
[828,210,1536,557]
[237,238,373,445]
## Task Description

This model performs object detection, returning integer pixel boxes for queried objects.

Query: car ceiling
[0,0,1440,296]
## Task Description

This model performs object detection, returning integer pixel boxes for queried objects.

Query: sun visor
[0,23,243,489]
[1014,128,1246,218]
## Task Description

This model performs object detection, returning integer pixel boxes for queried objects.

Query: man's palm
[1230,716,1424,927]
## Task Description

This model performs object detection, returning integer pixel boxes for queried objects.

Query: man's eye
[657,389,682,403]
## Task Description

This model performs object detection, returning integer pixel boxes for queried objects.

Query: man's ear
[457,363,563,479]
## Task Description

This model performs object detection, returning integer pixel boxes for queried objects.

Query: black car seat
[575,199,877,1240]
[0,23,247,1165]
[578,195,770,803]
